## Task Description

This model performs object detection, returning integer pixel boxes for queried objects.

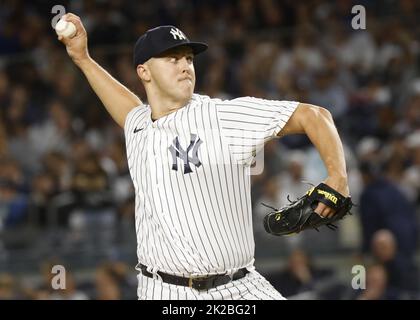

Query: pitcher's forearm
[77,56,142,128]
[279,103,348,179]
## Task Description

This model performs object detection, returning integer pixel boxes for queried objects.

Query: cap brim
[156,42,208,57]
[186,42,208,55]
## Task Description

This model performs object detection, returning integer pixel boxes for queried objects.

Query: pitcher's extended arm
[57,13,142,128]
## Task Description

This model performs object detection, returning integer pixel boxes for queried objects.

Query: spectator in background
[100,140,133,206]
[371,229,418,296]
[43,151,72,193]
[95,267,121,300]
[276,150,308,208]
[309,69,348,122]
[359,160,418,258]
[48,271,89,300]
[260,139,286,178]
[0,178,28,230]
[402,130,420,203]
[0,123,8,158]
[382,133,415,199]
[0,273,20,299]
[3,85,38,175]
[253,175,282,239]
[27,259,62,299]
[354,264,398,300]
[266,248,334,298]
[0,157,26,191]
[29,100,74,162]
[28,172,57,227]
[24,260,88,300]
[396,93,420,136]
[94,261,137,300]
[71,153,110,208]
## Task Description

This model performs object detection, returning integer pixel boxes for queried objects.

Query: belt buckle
[189,275,210,290]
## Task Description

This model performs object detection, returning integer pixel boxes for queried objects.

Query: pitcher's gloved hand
[263,183,353,236]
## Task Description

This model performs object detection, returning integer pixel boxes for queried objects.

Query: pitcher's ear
[137,64,151,82]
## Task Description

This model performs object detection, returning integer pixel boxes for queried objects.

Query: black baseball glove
[263,183,353,236]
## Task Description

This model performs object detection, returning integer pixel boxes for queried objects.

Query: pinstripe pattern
[124,94,298,299]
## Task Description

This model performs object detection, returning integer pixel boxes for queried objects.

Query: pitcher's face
[146,46,195,102]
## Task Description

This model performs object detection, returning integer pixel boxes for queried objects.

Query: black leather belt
[139,264,249,291]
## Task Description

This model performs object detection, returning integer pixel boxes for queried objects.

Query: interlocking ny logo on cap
[170,27,186,40]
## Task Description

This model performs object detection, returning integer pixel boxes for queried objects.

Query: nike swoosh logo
[133,127,144,133]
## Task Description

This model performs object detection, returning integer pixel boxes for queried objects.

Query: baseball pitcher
[58,13,351,300]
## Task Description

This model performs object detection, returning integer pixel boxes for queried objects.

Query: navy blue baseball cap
[133,25,208,68]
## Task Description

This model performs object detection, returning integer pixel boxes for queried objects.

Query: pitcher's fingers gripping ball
[55,13,87,44]
[55,18,77,38]
[263,183,353,236]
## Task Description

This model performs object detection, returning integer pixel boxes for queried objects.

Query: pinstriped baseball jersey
[124,93,298,278]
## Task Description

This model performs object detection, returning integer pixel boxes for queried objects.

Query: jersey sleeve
[215,96,299,165]
[124,105,148,136]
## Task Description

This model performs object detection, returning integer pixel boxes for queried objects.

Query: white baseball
[55,18,77,38]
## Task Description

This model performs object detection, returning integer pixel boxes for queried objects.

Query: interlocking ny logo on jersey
[170,27,186,40]
[169,134,202,174]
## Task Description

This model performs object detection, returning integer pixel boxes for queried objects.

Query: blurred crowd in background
[0,0,419,299]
